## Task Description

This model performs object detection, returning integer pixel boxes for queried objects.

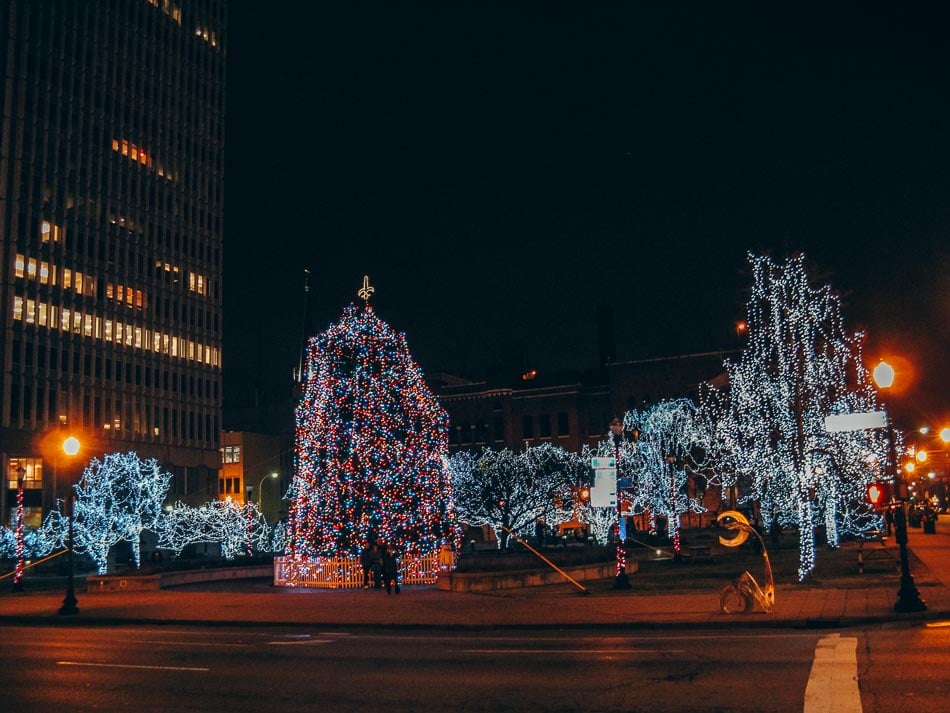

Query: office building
[0,0,226,525]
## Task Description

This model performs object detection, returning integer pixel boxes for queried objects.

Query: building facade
[432,351,732,456]
[219,430,288,522]
[0,0,226,525]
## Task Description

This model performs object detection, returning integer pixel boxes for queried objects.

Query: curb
[2,609,949,632]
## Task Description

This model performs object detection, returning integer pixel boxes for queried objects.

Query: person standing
[359,541,373,588]
[368,543,383,589]
[381,544,400,594]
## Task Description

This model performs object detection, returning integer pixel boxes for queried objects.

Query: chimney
[597,304,615,367]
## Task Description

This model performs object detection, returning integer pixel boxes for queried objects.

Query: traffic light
[866,482,889,508]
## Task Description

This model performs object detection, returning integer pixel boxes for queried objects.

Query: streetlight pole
[59,494,79,615]
[255,471,279,519]
[873,360,926,613]
[58,436,81,616]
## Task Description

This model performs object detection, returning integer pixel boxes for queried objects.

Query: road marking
[458,648,685,655]
[803,634,861,713]
[129,639,248,648]
[57,661,209,672]
[267,639,335,646]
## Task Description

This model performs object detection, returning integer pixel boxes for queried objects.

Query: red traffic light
[866,482,889,508]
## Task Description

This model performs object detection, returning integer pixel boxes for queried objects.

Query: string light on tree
[619,400,714,560]
[290,277,458,573]
[704,253,887,580]
[13,470,25,590]
[449,444,575,548]
[72,452,172,574]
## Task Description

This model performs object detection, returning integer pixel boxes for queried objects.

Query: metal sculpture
[717,510,775,614]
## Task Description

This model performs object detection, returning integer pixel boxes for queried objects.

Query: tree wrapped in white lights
[156,501,269,559]
[449,444,575,549]
[571,445,622,544]
[73,452,172,573]
[577,500,620,545]
[620,399,715,555]
[704,253,887,580]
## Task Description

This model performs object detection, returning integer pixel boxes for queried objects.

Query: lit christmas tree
[705,253,887,580]
[292,278,456,565]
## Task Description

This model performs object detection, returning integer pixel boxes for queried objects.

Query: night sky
[224,3,948,426]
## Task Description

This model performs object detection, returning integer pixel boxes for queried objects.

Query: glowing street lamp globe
[872,360,895,389]
[63,436,80,456]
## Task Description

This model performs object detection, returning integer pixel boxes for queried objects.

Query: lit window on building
[112,137,174,181]
[7,458,43,489]
[12,293,219,367]
[222,445,241,464]
[189,272,207,295]
[195,26,218,47]
[40,220,63,243]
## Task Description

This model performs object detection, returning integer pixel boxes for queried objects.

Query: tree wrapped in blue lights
[0,511,66,559]
[293,298,456,563]
[704,253,887,580]
[72,452,172,574]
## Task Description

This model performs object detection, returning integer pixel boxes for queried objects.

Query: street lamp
[59,435,81,616]
[255,471,279,519]
[873,360,926,613]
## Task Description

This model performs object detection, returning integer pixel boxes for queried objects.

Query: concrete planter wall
[436,560,629,592]
[86,565,274,593]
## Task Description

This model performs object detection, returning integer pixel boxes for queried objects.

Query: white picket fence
[274,551,441,588]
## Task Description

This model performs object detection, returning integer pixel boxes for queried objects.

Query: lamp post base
[894,576,927,613]
[613,571,631,590]
[58,594,79,616]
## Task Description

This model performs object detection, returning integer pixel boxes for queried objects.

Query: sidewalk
[3,522,950,630]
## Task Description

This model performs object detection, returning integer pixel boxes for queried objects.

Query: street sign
[823,411,887,433]
[590,469,617,508]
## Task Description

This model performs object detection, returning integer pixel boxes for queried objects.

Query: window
[188,272,207,295]
[522,415,534,439]
[7,458,43,489]
[539,414,551,438]
[113,137,174,181]
[222,445,241,464]
[194,26,218,47]
[40,220,63,244]
[557,412,570,436]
